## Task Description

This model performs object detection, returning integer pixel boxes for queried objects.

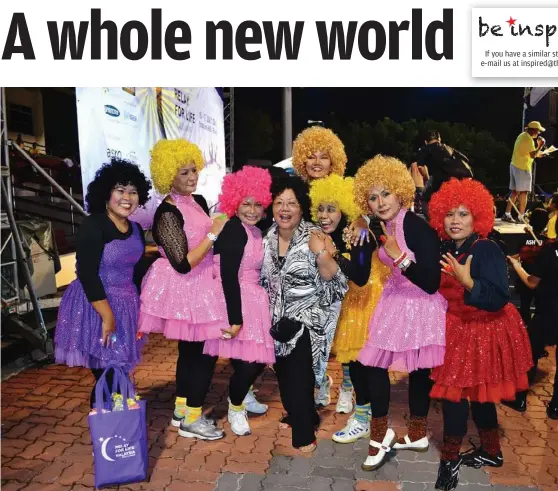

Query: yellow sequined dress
[332,250,391,363]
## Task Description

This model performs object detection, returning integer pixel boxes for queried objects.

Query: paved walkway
[1,335,556,491]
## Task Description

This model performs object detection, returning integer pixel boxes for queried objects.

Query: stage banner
[76,87,226,228]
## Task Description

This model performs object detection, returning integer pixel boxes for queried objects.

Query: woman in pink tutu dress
[204,166,275,436]
[139,139,228,441]
[352,155,447,471]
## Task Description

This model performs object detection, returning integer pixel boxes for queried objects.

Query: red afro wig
[218,166,272,218]
[429,178,495,239]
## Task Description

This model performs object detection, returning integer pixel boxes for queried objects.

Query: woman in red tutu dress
[428,179,532,491]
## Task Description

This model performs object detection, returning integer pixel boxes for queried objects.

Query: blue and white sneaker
[332,414,370,443]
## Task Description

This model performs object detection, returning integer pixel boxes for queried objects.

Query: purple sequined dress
[358,208,447,372]
[204,223,275,364]
[54,224,144,369]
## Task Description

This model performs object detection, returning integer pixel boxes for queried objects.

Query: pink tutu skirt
[357,274,447,373]
[139,258,228,342]
[203,283,275,364]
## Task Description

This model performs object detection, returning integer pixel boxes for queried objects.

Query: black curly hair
[85,159,152,213]
[270,175,311,221]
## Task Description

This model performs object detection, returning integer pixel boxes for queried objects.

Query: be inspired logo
[478,14,557,48]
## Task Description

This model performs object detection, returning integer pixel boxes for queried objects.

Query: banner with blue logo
[76,87,226,228]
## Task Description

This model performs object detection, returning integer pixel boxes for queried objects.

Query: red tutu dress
[431,240,533,403]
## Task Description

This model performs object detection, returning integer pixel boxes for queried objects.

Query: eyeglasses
[273,201,300,210]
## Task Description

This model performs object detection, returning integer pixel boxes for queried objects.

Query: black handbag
[270,317,302,343]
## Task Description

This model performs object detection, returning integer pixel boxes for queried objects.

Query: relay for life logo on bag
[471,7,558,77]
[97,435,138,462]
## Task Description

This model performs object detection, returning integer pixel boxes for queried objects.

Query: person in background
[511,208,550,325]
[139,139,228,441]
[545,193,557,240]
[428,179,532,490]
[261,176,348,452]
[203,166,275,436]
[503,121,546,223]
[54,159,151,409]
[416,130,472,204]
[353,156,447,472]
[507,217,558,419]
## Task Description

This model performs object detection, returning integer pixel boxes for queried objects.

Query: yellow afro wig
[292,126,347,180]
[309,175,362,222]
[354,155,415,212]
[150,139,204,195]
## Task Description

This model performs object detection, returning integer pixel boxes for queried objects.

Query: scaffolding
[223,88,235,171]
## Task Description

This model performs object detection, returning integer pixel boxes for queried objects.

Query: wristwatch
[315,248,327,258]
[207,232,218,242]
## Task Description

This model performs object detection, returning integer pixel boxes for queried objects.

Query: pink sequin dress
[358,209,447,372]
[138,193,228,341]
[204,222,275,364]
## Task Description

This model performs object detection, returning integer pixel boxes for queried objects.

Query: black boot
[501,391,527,413]
[435,458,462,491]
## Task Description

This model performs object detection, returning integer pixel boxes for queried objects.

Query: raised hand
[379,221,403,261]
[440,253,474,291]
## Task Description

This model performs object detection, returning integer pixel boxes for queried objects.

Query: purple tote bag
[88,363,148,488]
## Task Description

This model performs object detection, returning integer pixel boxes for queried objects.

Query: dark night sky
[235,87,525,145]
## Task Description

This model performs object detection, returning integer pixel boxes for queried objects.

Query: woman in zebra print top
[261,176,349,452]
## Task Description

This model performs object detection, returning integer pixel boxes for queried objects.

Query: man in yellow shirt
[503,121,546,223]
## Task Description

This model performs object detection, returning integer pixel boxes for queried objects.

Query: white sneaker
[336,388,354,414]
[332,415,370,443]
[315,375,333,408]
[228,406,251,436]
[243,388,268,414]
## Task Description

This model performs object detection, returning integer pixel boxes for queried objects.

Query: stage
[493,219,530,255]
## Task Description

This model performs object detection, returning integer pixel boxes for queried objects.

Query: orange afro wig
[292,126,347,180]
[218,166,272,218]
[429,178,495,239]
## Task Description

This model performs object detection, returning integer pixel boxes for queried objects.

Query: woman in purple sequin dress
[203,167,275,436]
[352,156,447,472]
[54,160,151,407]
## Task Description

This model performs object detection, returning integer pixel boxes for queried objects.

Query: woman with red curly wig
[428,178,532,491]
[203,166,275,437]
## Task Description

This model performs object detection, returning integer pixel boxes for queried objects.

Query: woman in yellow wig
[308,175,391,444]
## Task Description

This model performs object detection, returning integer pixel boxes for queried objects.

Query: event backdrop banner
[76,87,226,228]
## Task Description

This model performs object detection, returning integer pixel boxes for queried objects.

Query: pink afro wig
[218,166,272,218]
[429,178,495,239]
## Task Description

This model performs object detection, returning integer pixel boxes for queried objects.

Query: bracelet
[315,248,327,258]
[393,252,407,267]
[398,257,412,271]
[207,232,218,242]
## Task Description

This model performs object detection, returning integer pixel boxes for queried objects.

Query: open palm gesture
[379,221,402,260]
[440,253,474,291]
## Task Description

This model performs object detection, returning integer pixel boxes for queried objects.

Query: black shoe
[547,403,558,420]
[461,447,504,468]
[435,458,462,491]
[502,397,527,413]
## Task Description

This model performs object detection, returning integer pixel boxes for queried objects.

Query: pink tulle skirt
[139,258,228,342]
[358,344,445,372]
[203,283,275,364]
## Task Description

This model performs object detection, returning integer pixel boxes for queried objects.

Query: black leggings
[362,365,433,418]
[274,328,319,448]
[229,359,265,406]
[349,361,370,406]
[176,340,218,408]
[443,399,498,437]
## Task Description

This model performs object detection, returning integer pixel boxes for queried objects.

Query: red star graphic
[506,16,517,26]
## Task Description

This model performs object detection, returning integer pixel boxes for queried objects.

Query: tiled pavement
[1,335,556,491]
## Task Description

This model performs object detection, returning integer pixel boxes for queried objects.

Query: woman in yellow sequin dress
[308,175,391,443]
